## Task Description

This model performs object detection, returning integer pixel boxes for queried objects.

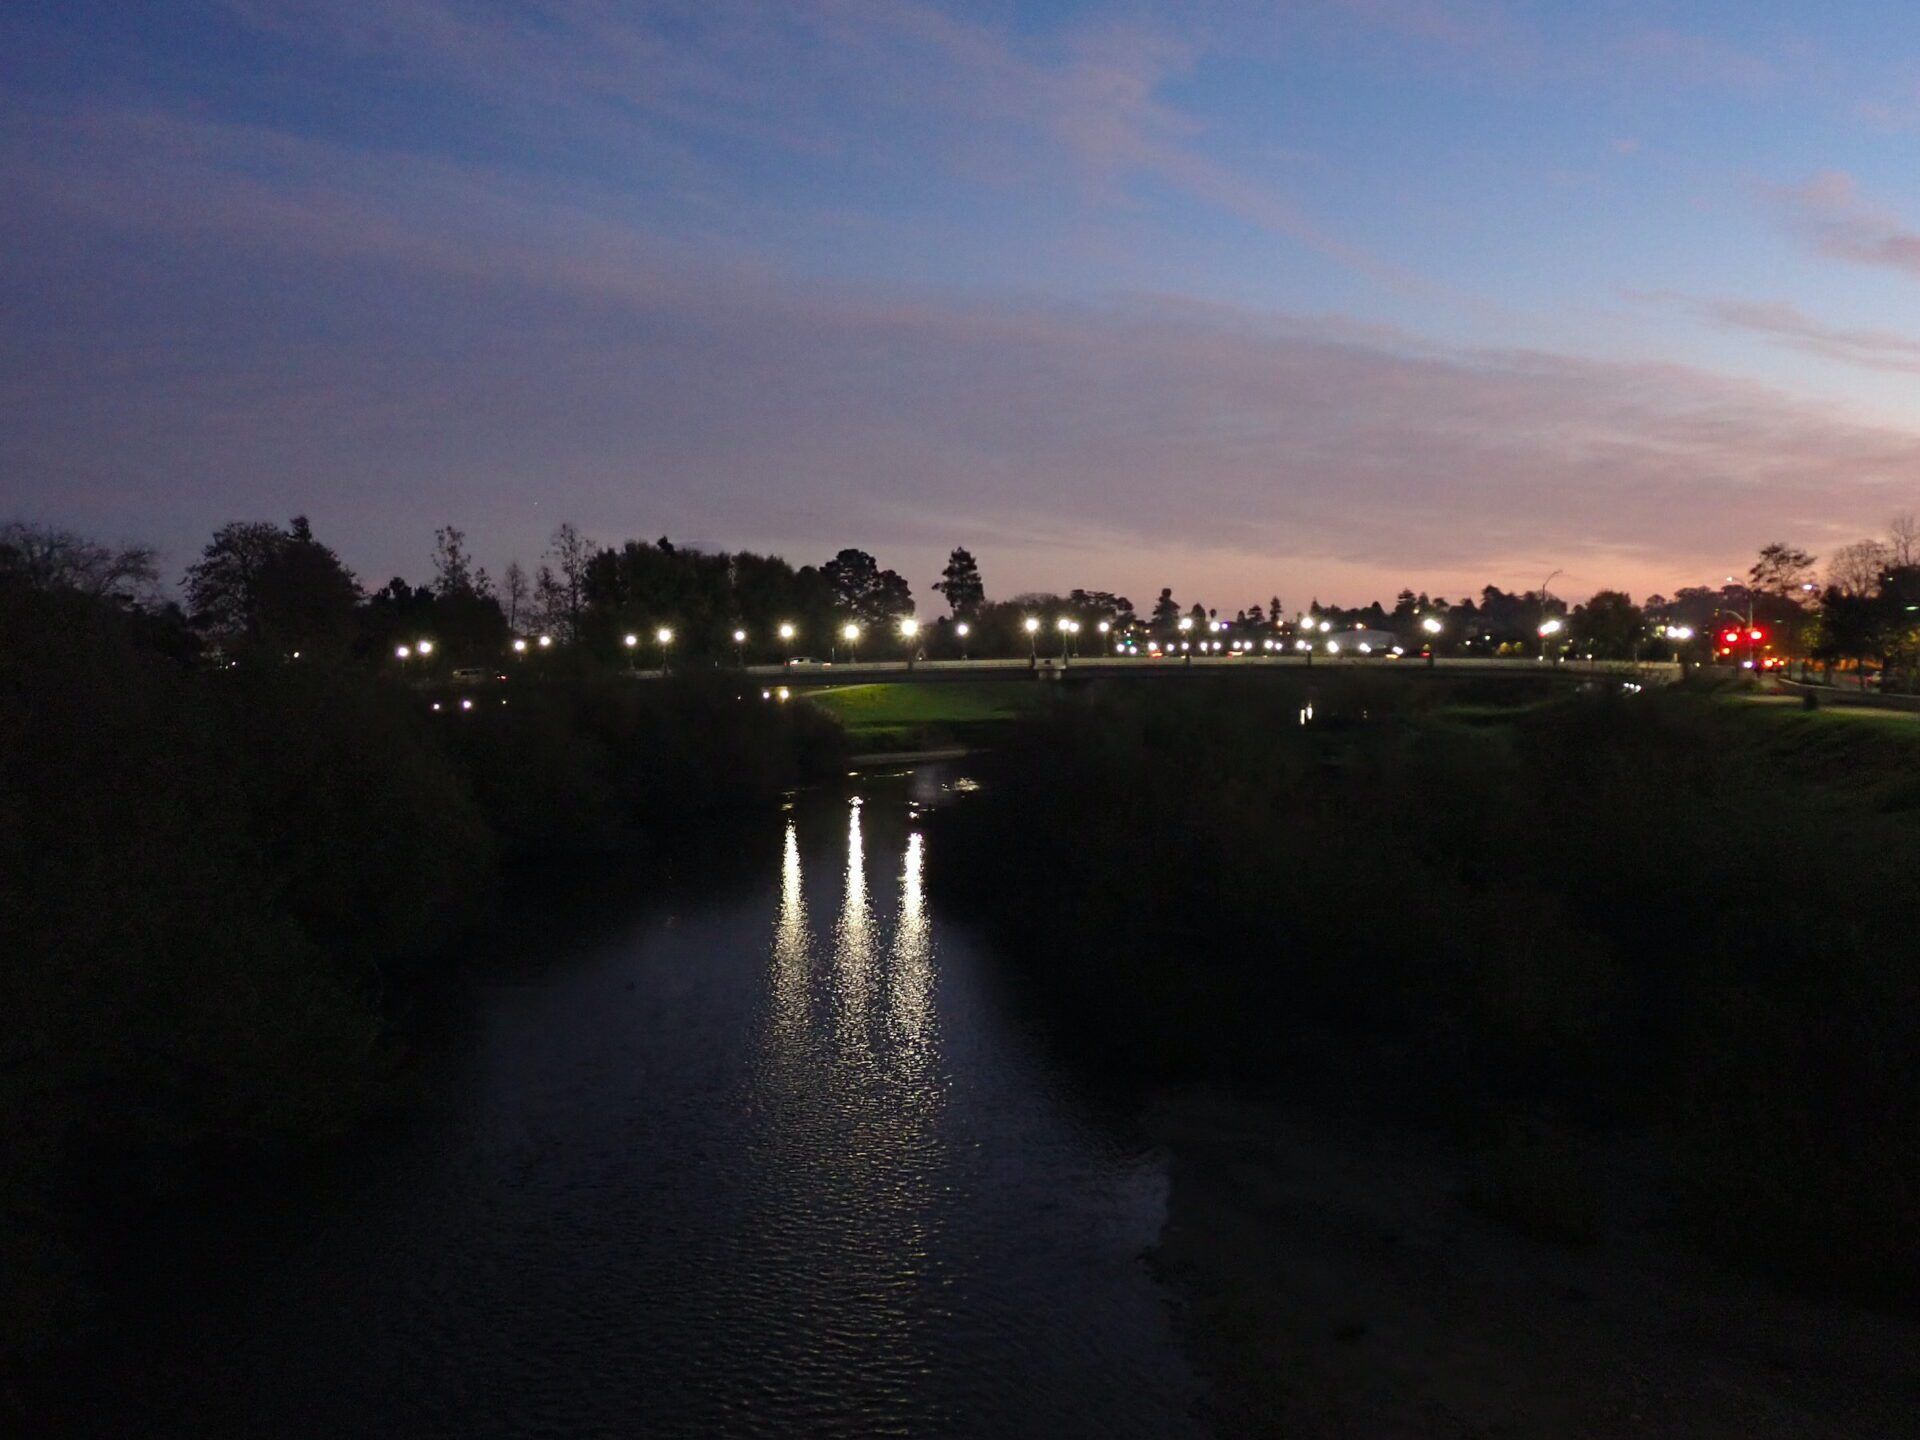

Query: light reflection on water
[50,770,1208,1440]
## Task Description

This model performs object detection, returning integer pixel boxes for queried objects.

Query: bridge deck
[628,657,1679,688]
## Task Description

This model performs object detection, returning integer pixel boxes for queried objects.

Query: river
[46,766,1209,1438]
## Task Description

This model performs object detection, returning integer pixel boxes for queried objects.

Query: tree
[1067,589,1135,628]
[1889,512,1920,570]
[1827,540,1891,598]
[1749,542,1817,598]
[1813,587,1885,685]
[421,526,507,659]
[0,522,157,602]
[431,526,477,597]
[1570,590,1645,659]
[186,517,359,654]
[820,548,912,624]
[545,523,591,640]
[502,561,529,631]
[1151,588,1180,628]
[932,547,985,618]
[533,564,569,638]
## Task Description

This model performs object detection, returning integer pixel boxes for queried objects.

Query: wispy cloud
[5,103,1915,601]
[215,0,1396,280]
[1771,170,1920,279]
[1642,290,1920,376]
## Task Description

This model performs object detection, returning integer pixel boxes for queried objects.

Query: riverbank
[1153,1089,1920,1439]
[930,673,1920,1428]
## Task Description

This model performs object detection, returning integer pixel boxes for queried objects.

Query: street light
[955,620,971,660]
[842,621,860,663]
[1538,617,1563,664]
[416,639,434,657]
[538,634,553,649]
[1023,615,1040,667]
[1177,614,1194,666]
[1421,615,1442,667]
[1663,623,1694,665]
[733,628,748,666]
[395,644,411,660]
[624,632,639,671]
[899,615,919,669]
[778,621,796,665]
[512,638,528,655]
[656,627,673,669]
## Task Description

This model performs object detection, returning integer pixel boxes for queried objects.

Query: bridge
[631,656,1682,688]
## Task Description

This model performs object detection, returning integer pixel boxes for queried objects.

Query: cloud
[6,101,1916,605]
[1642,292,1920,376]
[214,0,1392,280]
[1771,170,1920,279]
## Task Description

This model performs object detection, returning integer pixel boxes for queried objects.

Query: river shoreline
[1151,1088,1920,1439]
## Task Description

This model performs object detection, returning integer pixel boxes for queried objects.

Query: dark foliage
[933,677,1920,1301]
[0,575,848,1365]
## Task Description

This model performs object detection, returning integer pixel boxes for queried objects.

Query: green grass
[802,681,1046,750]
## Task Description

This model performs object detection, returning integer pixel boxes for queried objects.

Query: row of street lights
[402,611,1605,669]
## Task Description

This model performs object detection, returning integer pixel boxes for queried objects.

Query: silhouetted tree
[502,560,529,631]
[1151,588,1180,628]
[821,548,912,624]
[0,522,157,602]
[1571,589,1645,659]
[187,517,359,655]
[545,523,592,640]
[1749,542,1817,598]
[933,547,985,618]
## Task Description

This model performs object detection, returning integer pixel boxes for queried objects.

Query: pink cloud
[1772,170,1920,279]
[1643,291,1920,375]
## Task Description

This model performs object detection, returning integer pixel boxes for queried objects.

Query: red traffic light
[1748,627,1764,642]
[1722,629,1740,645]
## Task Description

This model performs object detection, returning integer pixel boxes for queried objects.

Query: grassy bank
[801,680,1045,752]
[931,674,1920,1302]
[0,579,847,1368]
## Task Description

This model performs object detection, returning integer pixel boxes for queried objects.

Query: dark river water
[49,766,1209,1438]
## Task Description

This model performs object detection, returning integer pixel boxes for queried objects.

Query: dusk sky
[8,1,1920,607]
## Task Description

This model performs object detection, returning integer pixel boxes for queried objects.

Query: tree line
[5,511,1918,684]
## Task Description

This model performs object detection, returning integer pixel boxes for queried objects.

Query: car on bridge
[785,655,825,668]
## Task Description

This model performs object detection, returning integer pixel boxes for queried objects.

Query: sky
[7,0,1920,608]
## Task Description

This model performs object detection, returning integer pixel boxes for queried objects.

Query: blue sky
[7,0,1920,605]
